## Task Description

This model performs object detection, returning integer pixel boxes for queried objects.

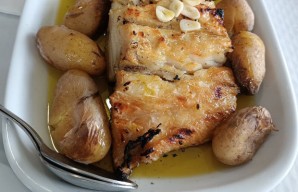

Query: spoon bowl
[0,104,137,191]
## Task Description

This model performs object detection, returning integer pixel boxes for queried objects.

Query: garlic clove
[181,4,200,20]
[156,5,175,22]
[156,6,176,22]
[180,19,201,32]
[169,0,184,17]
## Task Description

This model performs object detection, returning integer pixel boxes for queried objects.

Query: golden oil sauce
[48,0,256,178]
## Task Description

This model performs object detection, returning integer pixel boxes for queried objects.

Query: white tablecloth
[0,0,297,191]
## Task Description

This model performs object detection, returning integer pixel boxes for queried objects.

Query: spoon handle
[0,104,43,151]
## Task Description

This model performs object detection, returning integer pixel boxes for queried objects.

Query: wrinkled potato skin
[64,0,110,37]
[217,0,254,36]
[228,31,265,95]
[49,70,111,164]
[36,25,106,75]
[212,106,275,166]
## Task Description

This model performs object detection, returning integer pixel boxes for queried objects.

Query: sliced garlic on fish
[180,19,201,32]
[169,0,184,17]
[156,5,175,22]
[183,0,203,6]
[181,4,200,20]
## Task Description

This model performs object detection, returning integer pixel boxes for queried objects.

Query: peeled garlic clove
[181,4,200,20]
[156,5,175,22]
[169,0,184,17]
[180,19,201,32]
[183,0,203,6]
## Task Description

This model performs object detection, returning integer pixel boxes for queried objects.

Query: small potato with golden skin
[36,25,106,75]
[228,31,265,95]
[212,106,275,166]
[49,69,111,164]
[64,0,110,37]
[217,0,254,36]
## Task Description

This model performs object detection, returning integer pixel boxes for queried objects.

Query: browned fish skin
[110,67,239,178]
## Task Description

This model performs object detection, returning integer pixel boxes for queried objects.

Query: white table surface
[0,0,297,191]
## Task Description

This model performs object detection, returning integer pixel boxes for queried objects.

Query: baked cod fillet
[110,67,239,178]
[107,4,232,81]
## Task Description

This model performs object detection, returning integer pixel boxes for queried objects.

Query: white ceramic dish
[2,0,298,191]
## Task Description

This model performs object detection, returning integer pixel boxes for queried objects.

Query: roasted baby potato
[228,31,265,95]
[49,69,111,164]
[217,0,254,36]
[64,0,110,37]
[36,25,106,75]
[212,106,275,166]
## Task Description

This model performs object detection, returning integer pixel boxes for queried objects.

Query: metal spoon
[0,104,137,191]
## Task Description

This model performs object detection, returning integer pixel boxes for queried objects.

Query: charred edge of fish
[120,127,161,177]
[169,128,194,143]
[78,91,99,104]
[115,167,130,180]
[141,148,154,158]
[140,128,161,148]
